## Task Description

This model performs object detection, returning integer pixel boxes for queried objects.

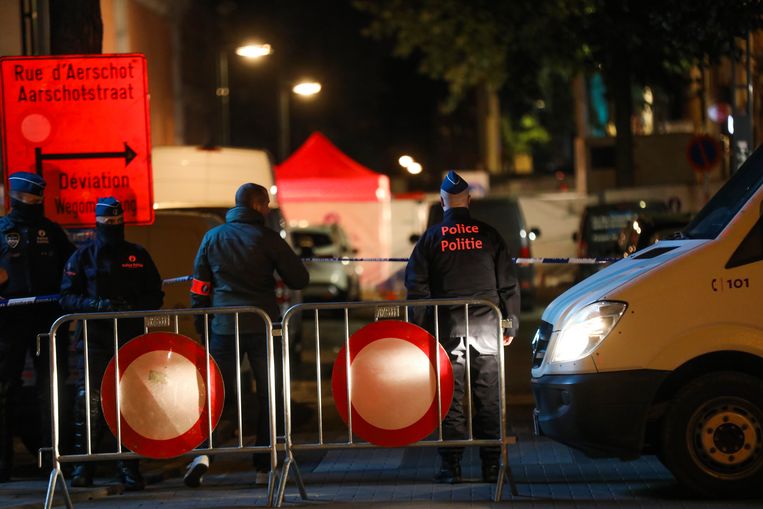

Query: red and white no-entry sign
[0,54,154,226]
[100,332,224,459]
[331,320,454,447]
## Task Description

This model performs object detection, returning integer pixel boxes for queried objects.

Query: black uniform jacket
[0,211,74,298]
[60,238,164,344]
[0,210,75,335]
[405,207,520,354]
[191,206,309,335]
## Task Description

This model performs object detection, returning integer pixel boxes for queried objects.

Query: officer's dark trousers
[438,341,500,467]
[72,322,142,477]
[210,332,283,471]
[0,305,67,478]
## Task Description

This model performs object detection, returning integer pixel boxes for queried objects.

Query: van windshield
[684,147,763,240]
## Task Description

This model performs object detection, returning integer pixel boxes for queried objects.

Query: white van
[151,145,277,208]
[531,147,763,497]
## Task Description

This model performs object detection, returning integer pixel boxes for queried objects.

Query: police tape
[0,294,60,308]
[162,275,193,285]
[300,256,619,264]
[0,275,193,308]
[0,257,618,307]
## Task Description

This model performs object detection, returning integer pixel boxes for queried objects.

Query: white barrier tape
[300,256,619,264]
[0,294,60,308]
[4,257,618,307]
[162,275,193,285]
[0,275,193,308]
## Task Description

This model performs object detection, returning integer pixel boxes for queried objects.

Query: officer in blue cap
[440,169,469,194]
[0,172,75,482]
[405,170,520,484]
[60,197,164,490]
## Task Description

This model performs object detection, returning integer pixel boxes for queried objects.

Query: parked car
[426,196,539,310]
[291,224,361,302]
[573,200,669,280]
[617,211,693,257]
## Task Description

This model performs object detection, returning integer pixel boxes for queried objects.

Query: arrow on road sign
[35,142,137,173]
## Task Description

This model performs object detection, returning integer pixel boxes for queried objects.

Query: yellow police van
[531,146,763,497]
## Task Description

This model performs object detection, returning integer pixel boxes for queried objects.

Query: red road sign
[686,134,721,174]
[331,320,454,447]
[0,54,154,226]
[101,332,224,459]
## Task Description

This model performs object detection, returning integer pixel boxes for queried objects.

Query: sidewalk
[2,406,761,508]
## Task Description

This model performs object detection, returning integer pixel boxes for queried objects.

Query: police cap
[440,170,468,194]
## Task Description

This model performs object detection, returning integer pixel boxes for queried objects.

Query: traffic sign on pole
[686,134,721,174]
[331,320,454,447]
[0,54,154,226]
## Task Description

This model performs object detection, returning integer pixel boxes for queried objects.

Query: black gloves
[87,297,113,312]
[88,297,131,312]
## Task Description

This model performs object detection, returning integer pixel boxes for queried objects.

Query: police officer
[0,172,74,482]
[183,183,309,488]
[405,171,520,484]
[60,197,164,490]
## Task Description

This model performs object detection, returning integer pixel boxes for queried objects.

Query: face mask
[96,223,125,245]
[10,199,44,221]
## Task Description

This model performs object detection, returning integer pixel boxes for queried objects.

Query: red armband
[191,278,211,296]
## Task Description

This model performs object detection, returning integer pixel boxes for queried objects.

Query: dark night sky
[217,0,474,189]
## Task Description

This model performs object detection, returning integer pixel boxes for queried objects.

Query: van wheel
[660,372,763,497]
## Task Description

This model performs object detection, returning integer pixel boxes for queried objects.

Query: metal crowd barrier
[275,298,517,506]
[41,306,280,509]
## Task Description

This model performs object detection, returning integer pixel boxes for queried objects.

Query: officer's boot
[116,460,145,491]
[434,452,462,484]
[71,388,101,487]
[0,382,14,482]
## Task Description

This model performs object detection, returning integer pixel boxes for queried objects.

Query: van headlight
[549,301,627,363]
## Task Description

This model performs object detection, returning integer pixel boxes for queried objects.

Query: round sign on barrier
[101,332,224,459]
[331,320,454,447]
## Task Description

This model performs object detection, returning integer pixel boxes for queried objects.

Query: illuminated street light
[292,81,322,96]
[398,155,413,168]
[235,43,272,59]
[407,162,423,175]
[219,41,323,157]
[398,154,422,175]
[218,41,273,145]
[279,80,323,161]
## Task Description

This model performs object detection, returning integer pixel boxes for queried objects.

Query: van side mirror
[409,234,421,244]
[531,227,541,239]
[572,231,579,242]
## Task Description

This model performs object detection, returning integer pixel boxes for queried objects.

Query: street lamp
[278,79,322,162]
[217,42,271,146]
[217,42,322,158]
[407,162,423,175]
[235,43,272,59]
[398,154,423,175]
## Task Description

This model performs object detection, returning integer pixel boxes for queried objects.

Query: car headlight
[549,301,627,363]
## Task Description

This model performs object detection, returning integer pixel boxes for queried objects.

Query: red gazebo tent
[274,133,392,292]
[275,132,389,202]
